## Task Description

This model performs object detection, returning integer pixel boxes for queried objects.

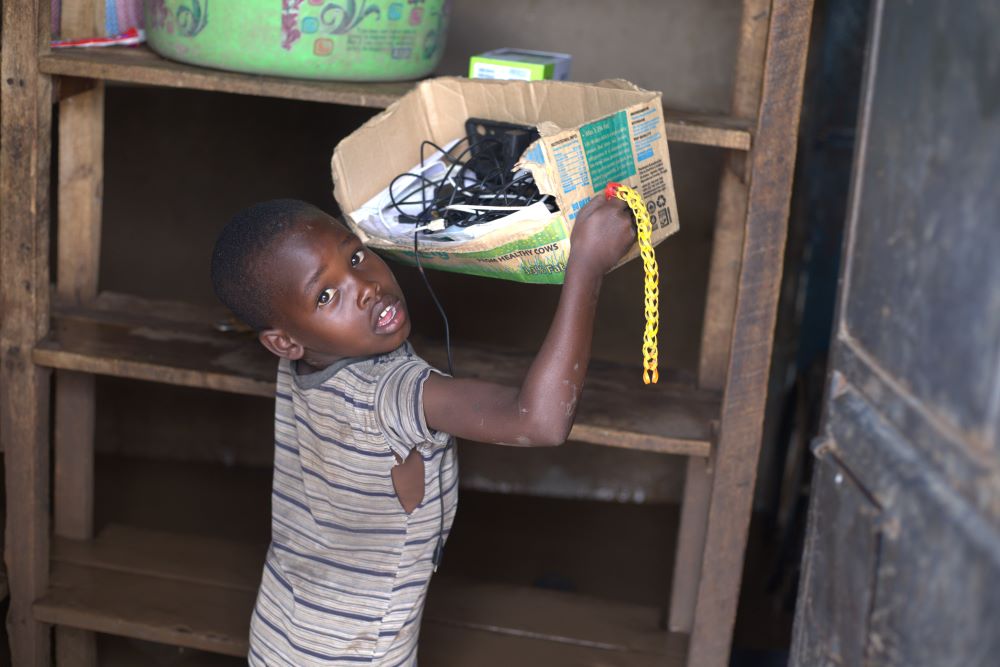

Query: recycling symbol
[656,195,667,209]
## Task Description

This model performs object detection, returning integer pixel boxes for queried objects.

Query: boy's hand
[568,196,638,276]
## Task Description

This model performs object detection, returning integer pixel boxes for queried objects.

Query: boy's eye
[318,288,336,306]
[351,249,366,267]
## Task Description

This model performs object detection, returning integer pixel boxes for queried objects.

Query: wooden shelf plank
[661,111,752,151]
[54,525,263,594]
[39,46,411,109]
[34,293,719,457]
[100,635,245,667]
[425,576,678,656]
[419,623,686,667]
[38,525,686,664]
[34,304,275,397]
[38,46,750,150]
[37,562,255,657]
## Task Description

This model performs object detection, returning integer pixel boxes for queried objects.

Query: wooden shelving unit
[0,1,814,666]
[39,524,686,665]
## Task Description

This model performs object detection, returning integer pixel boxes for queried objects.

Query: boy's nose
[357,279,380,308]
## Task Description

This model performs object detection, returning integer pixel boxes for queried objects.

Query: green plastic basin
[144,0,450,81]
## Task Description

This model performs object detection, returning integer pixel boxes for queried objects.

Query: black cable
[412,229,453,378]
[413,224,453,572]
[388,134,553,231]
[395,128,545,572]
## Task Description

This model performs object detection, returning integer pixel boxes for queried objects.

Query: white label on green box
[470,62,535,80]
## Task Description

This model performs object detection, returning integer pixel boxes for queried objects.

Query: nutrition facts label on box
[630,106,662,162]
[550,135,592,197]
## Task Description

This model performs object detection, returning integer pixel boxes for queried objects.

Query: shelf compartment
[35,293,719,457]
[37,525,687,665]
[39,46,751,150]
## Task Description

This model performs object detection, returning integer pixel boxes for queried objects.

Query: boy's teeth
[378,304,395,326]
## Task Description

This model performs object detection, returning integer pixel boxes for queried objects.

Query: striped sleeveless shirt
[249,342,458,666]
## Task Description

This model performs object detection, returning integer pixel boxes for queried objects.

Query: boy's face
[260,215,410,367]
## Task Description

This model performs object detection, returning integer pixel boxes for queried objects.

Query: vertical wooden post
[687,1,815,665]
[52,5,106,666]
[54,1,105,541]
[670,0,771,637]
[668,455,713,632]
[1,0,54,664]
[698,0,771,391]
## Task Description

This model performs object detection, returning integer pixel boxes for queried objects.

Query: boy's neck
[296,354,341,375]
[296,359,326,375]
[294,339,411,376]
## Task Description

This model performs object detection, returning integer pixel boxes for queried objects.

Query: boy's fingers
[612,201,636,226]
[575,196,605,223]
[621,202,638,227]
[575,198,636,243]
[611,204,638,244]
[630,207,640,228]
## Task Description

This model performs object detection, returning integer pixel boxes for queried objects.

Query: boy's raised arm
[422,197,637,447]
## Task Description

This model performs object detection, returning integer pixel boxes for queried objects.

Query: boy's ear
[258,329,305,360]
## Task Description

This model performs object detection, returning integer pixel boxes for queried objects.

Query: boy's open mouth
[373,298,406,334]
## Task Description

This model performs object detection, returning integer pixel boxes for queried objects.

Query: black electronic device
[464,118,540,182]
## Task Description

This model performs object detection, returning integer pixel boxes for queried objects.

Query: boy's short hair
[211,198,322,331]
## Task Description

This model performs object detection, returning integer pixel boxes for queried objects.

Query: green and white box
[469,48,572,81]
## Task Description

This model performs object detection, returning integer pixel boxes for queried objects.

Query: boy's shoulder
[275,341,450,453]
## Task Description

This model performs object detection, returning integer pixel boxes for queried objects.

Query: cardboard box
[331,77,679,284]
[469,48,572,81]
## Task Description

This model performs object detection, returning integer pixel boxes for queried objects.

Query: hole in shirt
[391,451,425,514]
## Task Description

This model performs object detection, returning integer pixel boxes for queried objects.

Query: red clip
[604,182,621,200]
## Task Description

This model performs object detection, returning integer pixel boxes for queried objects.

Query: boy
[210,196,636,666]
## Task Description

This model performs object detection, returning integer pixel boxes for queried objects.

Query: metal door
[790,0,1000,665]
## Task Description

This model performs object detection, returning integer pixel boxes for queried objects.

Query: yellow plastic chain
[606,183,659,384]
